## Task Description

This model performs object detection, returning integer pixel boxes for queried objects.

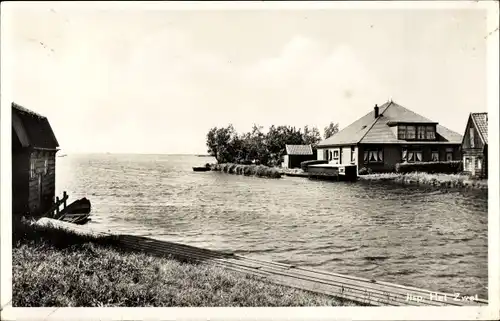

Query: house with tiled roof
[316,100,463,172]
[461,112,488,178]
[281,144,315,169]
[12,102,60,216]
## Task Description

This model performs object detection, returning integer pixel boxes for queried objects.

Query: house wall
[341,147,351,165]
[289,154,315,168]
[462,118,487,178]
[462,118,485,150]
[358,144,461,173]
[317,148,326,161]
[12,150,29,215]
[28,150,57,215]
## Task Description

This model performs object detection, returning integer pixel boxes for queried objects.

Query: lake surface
[56,154,488,298]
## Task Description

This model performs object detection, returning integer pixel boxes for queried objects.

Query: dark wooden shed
[282,144,316,169]
[461,112,488,178]
[12,102,60,217]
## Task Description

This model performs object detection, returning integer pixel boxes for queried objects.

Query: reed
[359,172,488,189]
[210,163,282,179]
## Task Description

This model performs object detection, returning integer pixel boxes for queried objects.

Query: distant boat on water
[58,154,67,157]
[196,154,212,157]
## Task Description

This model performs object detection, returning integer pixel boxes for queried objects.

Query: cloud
[10,11,390,153]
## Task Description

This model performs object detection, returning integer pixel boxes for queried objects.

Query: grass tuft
[12,218,355,307]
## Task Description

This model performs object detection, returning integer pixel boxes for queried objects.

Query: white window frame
[30,158,36,179]
[431,151,439,162]
[333,150,339,160]
[470,128,475,148]
[44,158,49,175]
[465,157,471,171]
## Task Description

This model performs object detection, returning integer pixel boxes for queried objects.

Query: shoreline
[358,172,488,190]
[277,167,487,190]
[12,218,488,307]
[12,218,354,307]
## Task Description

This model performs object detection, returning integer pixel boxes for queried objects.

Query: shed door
[38,175,43,212]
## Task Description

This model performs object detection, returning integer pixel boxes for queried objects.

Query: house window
[431,151,439,162]
[445,148,453,161]
[44,159,49,175]
[333,150,339,159]
[426,126,436,140]
[398,125,406,139]
[417,126,426,140]
[477,157,482,170]
[403,148,422,162]
[465,157,471,171]
[406,126,416,139]
[351,146,356,162]
[364,149,383,163]
[30,158,36,179]
[329,151,333,161]
[470,128,475,148]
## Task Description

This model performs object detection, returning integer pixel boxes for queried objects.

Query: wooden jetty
[34,218,488,307]
[307,164,358,181]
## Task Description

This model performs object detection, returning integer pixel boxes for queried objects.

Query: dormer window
[417,126,425,139]
[398,125,406,139]
[406,126,416,139]
[397,124,436,141]
[426,126,436,140]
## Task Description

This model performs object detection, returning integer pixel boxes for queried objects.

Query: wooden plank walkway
[35,218,489,307]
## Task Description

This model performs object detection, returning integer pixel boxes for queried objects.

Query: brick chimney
[374,104,379,118]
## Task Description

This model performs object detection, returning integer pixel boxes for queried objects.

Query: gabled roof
[285,144,313,155]
[317,101,463,147]
[470,112,488,145]
[12,102,59,149]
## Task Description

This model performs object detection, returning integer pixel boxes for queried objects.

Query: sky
[5,4,489,154]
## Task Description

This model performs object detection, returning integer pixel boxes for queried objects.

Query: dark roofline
[12,102,47,119]
[386,120,439,126]
[12,102,60,149]
[357,101,393,143]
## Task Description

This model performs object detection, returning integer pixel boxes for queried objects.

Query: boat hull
[193,167,211,172]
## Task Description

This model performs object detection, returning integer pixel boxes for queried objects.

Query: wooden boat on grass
[56,197,92,225]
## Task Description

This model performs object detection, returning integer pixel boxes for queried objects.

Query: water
[56,154,488,298]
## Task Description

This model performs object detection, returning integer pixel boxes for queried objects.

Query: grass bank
[12,219,353,307]
[210,163,282,179]
[359,172,488,190]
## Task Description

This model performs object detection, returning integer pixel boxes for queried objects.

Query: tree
[324,122,339,139]
[303,125,322,147]
[241,124,266,164]
[265,125,304,166]
[206,125,238,163]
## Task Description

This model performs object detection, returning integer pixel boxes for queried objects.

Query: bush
[211,163,282,179]
[395,161,463,174]
[358,167,373,175]
[300,160,328,172]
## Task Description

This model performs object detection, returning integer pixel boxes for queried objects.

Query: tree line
[206,122,339,166]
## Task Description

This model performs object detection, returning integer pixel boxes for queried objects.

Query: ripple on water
[56,154,489,299]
